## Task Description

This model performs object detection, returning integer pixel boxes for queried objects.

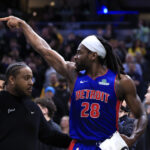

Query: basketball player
[0,16,147,150]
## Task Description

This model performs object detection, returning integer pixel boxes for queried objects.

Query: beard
[75,62,87,73]
[14,85,32,97]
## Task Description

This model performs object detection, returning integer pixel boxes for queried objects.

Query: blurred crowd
[0,8,150,149]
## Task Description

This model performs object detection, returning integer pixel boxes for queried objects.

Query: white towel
[99,131,129,150]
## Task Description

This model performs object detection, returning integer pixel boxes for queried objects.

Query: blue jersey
[69,69,120,142]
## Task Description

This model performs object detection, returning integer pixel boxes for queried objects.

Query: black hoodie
[0,91,71,150]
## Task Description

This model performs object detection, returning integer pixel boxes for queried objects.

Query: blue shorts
[68,140,101,150]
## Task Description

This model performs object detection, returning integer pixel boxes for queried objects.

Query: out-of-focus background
[0,1,150,149]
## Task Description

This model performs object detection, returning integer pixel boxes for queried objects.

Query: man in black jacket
[0,62,71,150]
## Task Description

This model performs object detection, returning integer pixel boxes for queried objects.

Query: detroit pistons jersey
[69,69,120,142]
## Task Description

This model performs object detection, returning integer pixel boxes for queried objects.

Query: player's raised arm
[0,16,74,79]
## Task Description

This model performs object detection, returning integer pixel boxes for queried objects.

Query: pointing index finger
[0,17,10,22]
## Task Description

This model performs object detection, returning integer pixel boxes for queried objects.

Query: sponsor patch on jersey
[98,79,109,86]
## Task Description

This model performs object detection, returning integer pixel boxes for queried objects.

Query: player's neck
[87,64,107,79]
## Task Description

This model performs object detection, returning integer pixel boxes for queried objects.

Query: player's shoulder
[118,74,136,91]
[115,74,136,100]
[119,74,134,84]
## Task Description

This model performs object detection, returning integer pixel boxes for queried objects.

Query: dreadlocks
[4,62,28,86]
[96,36,125,79]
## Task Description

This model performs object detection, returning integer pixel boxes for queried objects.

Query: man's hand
[0,16,23,29]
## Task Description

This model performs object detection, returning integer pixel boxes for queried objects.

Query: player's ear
[91,52,98,61]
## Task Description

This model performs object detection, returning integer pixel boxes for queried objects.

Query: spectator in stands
[44,86,55,99]
[53,78,70,124]
[128,39,146,56]
[126,62,143,99]
[60,116,69,135]
[110,39,126,63]
[118,41,127,63]
[0,22,6,38]
[49,72,59,88]
[0,74,5,91]
[35,97,62,150]
[123,53,142,76]
[133,19,150,46]
[41,27,52,43]
[41,72,59,98]
[44,67,56,88]
[103,24,116,40]
[35,97,60,131]
[145,85,150,105]
[61,32,79,57]
[119,101,135,137]
[119,101,136,150]
[96,27,104,37]
[61,44,73,61]
[0,54,15,74]
[135,51,148,74]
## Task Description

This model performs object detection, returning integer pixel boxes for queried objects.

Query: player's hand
[0,16,23,29]
[120,134,135,147]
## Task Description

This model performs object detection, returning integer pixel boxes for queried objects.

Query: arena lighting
[32,11,37,16]
[50,1,55,7]
[97,10,139,15]
[103,8,108,14]
[101,5,108,14]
